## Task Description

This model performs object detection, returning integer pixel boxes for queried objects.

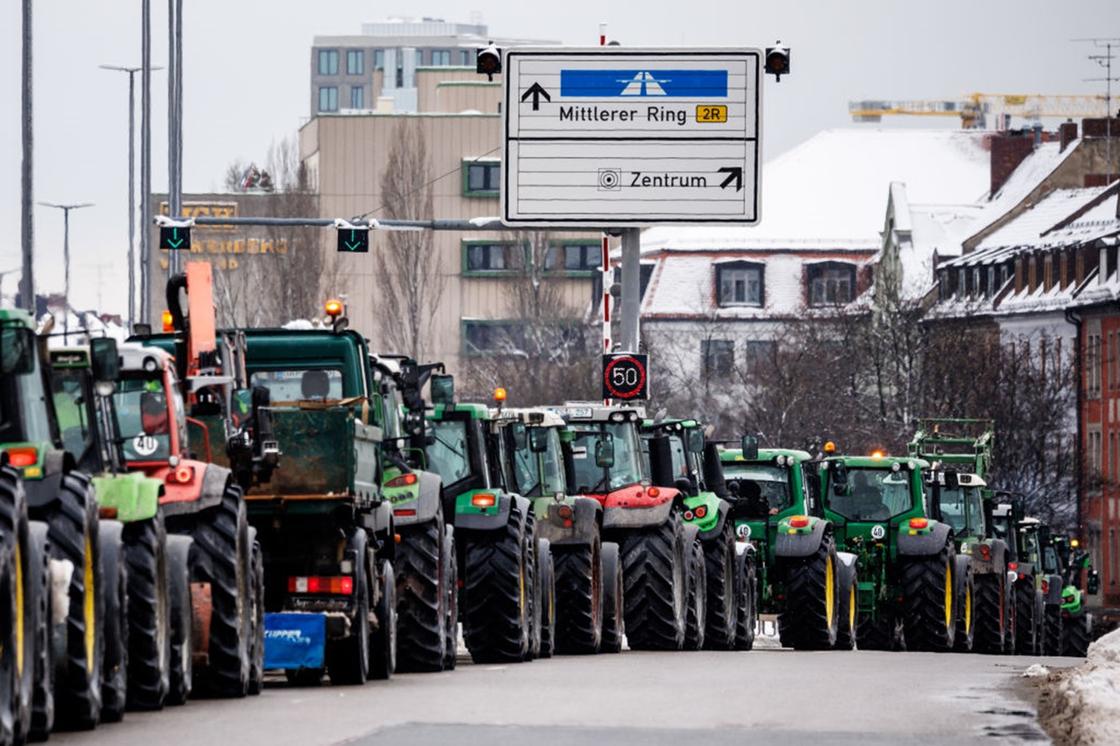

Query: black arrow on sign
[521,82,551,111]
[717,166,743,192]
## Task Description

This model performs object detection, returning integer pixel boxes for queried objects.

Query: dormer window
[716,262,764,307]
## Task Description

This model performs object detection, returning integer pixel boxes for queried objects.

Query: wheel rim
[84,532,96,672]
[964,583,972,636]
[824,555,835,630]
[848,583,856,635]
[943,562,953,633]
[15,543,24,677]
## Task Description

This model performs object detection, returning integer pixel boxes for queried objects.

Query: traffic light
[335,219,369,253]
[476,42,502,81]
[765,43,790,81]
[155,215,194,251]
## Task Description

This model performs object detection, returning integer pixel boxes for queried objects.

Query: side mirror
[740,434,759,460]
[430,374,455,405]
[1087,570,1101,595]
[0,324,35,376]
[510,422,528,451]
[89,337,120,382]
[595,438,615,469]
[944,470,960,490]
[687,429,705,454]
[831,461,849,495]
[529,427,549,453]
[674,477,695,496]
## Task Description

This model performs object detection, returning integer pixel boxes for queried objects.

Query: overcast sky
[1,0,1118,314]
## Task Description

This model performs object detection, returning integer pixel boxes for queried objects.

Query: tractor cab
[720,445,815,549]
[640,417,732,539]
[46,339,126,476]
[819,453,933,551]
[494,408,571,502]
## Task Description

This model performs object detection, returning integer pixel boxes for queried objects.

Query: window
[1088,333,1103,398]
[318,86,338,112]
[350,86,364,109]
[744,340,777,370]
[463,321,522,356]
[427,419,473,486]
[431,50,451,66]
[546,242,600,273]
[701,339,734,377]
[808,263,856,306]
[346,49,364,75]
[373,49,384,70]
[460,49,472,66]
[415,49,424,67]
[464,160,500,196]
[464,242,520,274]
[717,263,763,307]
[317,49,339,75]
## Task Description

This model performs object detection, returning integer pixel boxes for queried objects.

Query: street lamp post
[38,202,94,336]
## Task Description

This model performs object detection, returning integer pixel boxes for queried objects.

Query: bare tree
[375,121,445,359]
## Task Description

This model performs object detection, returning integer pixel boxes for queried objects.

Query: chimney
[1059,120,1078,152]
[990,131,1035,196]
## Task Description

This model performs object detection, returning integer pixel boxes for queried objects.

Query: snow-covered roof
[974,186,1111,252]
[641,129,990,253]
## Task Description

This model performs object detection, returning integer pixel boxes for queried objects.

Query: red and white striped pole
[600,22,611,405]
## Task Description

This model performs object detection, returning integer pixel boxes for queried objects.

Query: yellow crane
[849,93,1109,129]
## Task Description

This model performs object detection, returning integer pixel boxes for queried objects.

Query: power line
[351,146,502,222]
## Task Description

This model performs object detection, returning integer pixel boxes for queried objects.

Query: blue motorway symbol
[560,69,728,98]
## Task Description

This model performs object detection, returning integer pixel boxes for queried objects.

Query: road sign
[602,353,649,401]
[502,48,761,227]
[159,225,191,251]
[336,225,369,253]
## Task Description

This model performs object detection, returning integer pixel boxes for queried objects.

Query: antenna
[1073,37,1120,184]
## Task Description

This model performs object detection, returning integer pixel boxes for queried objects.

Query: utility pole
[38,203,94,336]
[20,0,34,313]
[168,0,184,275]
[141,0,152,324]
[100,64,162,327]
[1075,38,1120,184]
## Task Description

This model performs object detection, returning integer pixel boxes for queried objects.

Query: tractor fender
[968,539,1008,576]
[682,521,701,547]
[160,462,230,516]
[896,521,952,557]
[390,470,443,528]
[602,498,675,531]
[455,493,528,533]
[22,471,64,509]
[360,499,393,535]
[774,517,828,559]
[1043,573,1064,605]
[836,551,858,591]
[953,554,972,598]
[734,538,757,560]
[537,495,600,547]
[697,499,731,543]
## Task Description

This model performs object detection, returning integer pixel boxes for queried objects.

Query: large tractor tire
[835,559,858,651]
[27,521,54,740]
[702,524,737,650]
[122,514,170,710]
[952,561,975,653]
[369,559,396,680]
[1061,613,1092,658]
[326,530,370,686]
[247,531,264,695]
[1013,581,1039,656]
[734,550,757,651]
[395,515,448,673]
[1002,580,1017,655]
[600,542,624,654]
[462,503,531,663]
[0,467,34,745]
[536,540,556,660]
[41,472,103,730]
[1042,605,1063,656]
[778,536,839,650]
[441,528,458,671]
[554,538,603,655]
[176,484,251,698]
[164,536,193,706]
[684,540,707,651]
[972,572,1007,655]
[98,521,128,723]
[620,514,687,651]
[900,542,957,652]
[856,613,897,651]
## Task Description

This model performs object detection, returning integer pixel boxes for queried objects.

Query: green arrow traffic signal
[159,225,191,251]
[337,227,369,253]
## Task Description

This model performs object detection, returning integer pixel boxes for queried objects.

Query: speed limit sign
[602,354,649,400]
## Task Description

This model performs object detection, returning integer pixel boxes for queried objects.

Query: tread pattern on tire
[702,524,737,651]
[164,536,193,706]
[0,466,34,743]
[1043,605,1062,656]
[684,540,706,650]
[620,515,685,651]
[462,504,529,663]
[123,513,170,709]
[900,543,956,652]
[247,532,264,695]
[99,522,128,723]
[600,542,624,654]
[553,541,602,655]
[394,518,447,672]
[1061,613,1091,658]
[1013,580,1038,655]
[972,573,1005,655]
[735,552,757,651]
[778,536,838,650]
[26,519,54,740]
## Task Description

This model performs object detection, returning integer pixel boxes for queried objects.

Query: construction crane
[849,93,1109,129]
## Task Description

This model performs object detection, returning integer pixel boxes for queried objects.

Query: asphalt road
[53,636,1079,746]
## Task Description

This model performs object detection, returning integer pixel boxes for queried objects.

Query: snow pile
[1037,628,1120,745]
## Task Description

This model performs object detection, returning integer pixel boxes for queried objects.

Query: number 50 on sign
[602,354,649,401]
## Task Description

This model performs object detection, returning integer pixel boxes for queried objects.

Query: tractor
[1047,533,1098,657]
[554,403,701,651]
[497,407,625,655]
[989,500,1046,655]
[909,419,1007,653]
[1015,516,1065,655]
[424,379,554,663]
[640,418,755,650]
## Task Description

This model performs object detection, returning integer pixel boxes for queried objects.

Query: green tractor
[423,379,554,664]
[909,419,1006,653]
[990,500,1046,655]
[1046,533,1098,657]
[1015,517,1065,655]
[498,407,624,655]
[719,441,827,648]
[554,404,701,651]
[640,418,756,650]
[0,308,108,733]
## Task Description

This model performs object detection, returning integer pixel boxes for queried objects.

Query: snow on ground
[1035,628,1120,745]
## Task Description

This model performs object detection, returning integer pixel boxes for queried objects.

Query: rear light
[386,473,418,488]
[683,510,695,521]
[99,506,118,520]
[471,493,496,508]
[788,515,810,528]
[1008,562,1018,571]
[6,446,38,468]
[909,517,929,530]
[694,505,708,519]
[647,487,660,498]
[978,544,992,561]
[288,576,354,595]
[1041,580,1049,594]
[556,505,573,520]
[393,508,417,517]
[166,465,194,485]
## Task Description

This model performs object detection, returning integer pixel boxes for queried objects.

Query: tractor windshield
[50,367,95,466]
[113,376,180,462]
[723,463,792,513]
[1042,546,1060,575]
[935,486,985,536]
[250,369,344,402]
[509,427,566,497]
[570,422,645,494]
[0,339,54,445]
[427,419,473,486]
[829,467,913,522]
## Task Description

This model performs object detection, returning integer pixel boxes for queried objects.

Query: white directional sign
[501,48,761,227]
